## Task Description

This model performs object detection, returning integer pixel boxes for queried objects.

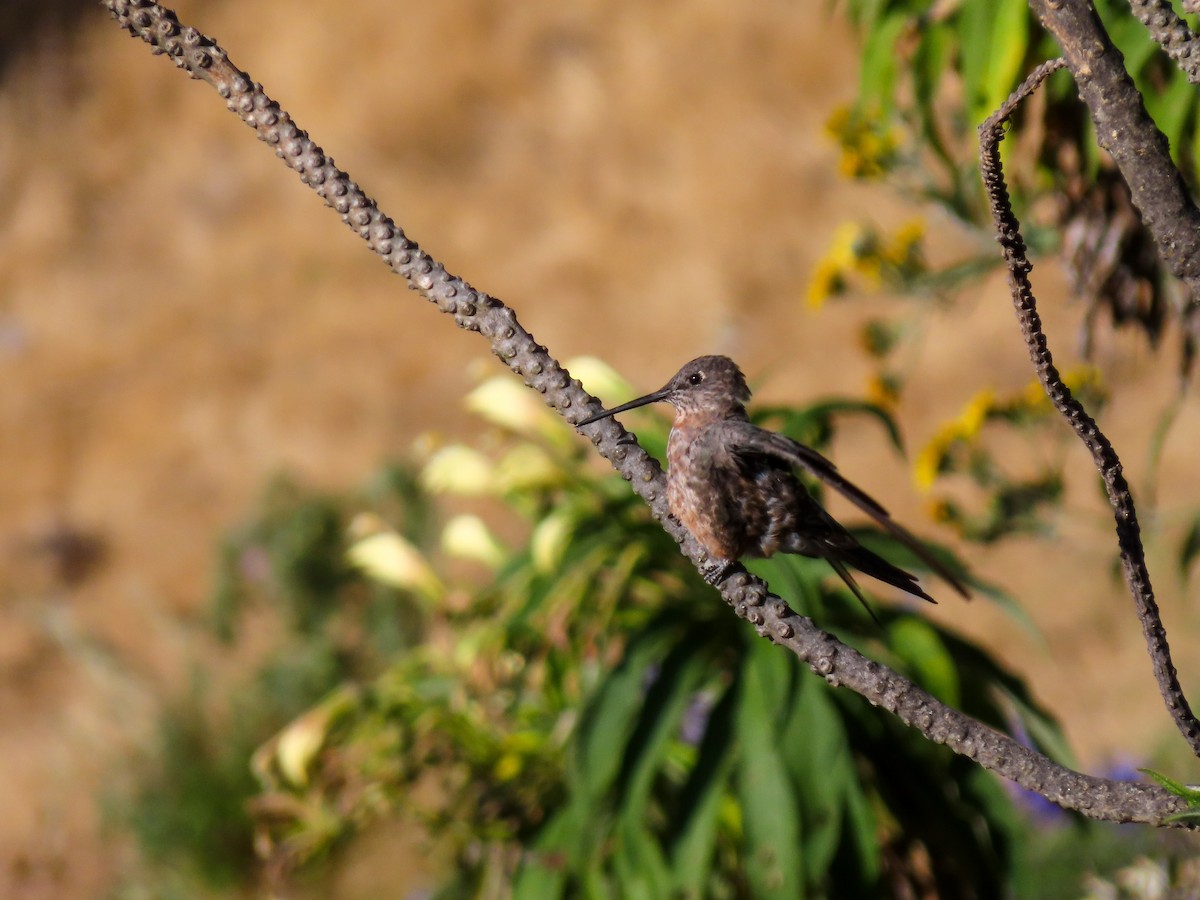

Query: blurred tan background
[2,0,1200,895]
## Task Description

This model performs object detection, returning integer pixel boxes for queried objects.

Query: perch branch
[980,58,1200,757]
[100,0,1189,824]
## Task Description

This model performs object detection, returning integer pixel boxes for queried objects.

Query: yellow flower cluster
[825,105,901,180]
[913,366,1105,492]
[806,219,927,309]
[913,389,995,491]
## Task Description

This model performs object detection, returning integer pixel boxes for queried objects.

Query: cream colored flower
[441,515,508,569]
[420,444,495,496]
[347,513,443,600]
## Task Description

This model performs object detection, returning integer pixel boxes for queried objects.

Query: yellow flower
[493,753,522,782]
[1062,364,1105,402]
[1014,366,1104,416]
[913,428,952,492]
[807,223,863,309]
[806,258,845,310]
[824,105,899,180]
[957,389,996,439]
[828,222,866,268]
[884,219,926,269]
[913,390,996,491]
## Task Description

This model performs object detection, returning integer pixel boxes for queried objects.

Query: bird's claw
[702,560,733,586]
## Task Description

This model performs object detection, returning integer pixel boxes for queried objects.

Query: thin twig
[979,58,1200,758]
[100,0,1189,824]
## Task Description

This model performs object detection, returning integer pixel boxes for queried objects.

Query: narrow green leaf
[756,398,905,455]
[958,0,994,124]
[1181,515,1200,580]
[1141,767,1200,804]
[840,766,882,883]
[1001,687,1078,768]
[573,620,674,800]
[1148,74,1197,164]
[512,806,577,899]
[781,678,851,888]
[981,0,1030,121]
[736,646,805,899]
[669,682,739,897]
[887,617,960,707]
[613,816,675,900]
[857,11,909,116]
[617,630,712,820]
[912,23,956,168]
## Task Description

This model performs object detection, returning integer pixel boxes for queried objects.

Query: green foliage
[120,470,431,891]
[237,362,1065,898]
[818,0,1195,518]
[840,0,1200,207]
[125,646,345,887]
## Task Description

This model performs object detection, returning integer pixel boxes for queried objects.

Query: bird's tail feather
[832,544,937,605]
[827,559,881,626]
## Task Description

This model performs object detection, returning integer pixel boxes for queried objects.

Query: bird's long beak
[576,386,672,426]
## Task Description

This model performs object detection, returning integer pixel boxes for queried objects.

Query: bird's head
[576,355,751,425]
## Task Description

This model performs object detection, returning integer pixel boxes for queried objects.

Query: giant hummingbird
[576,355,968,614]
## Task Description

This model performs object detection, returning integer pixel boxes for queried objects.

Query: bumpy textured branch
[1028,0,1200,301]
[1126,0,1200,84]
[980,59,1200,760]
[101,0,1188,824]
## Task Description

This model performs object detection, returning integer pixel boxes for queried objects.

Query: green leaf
[613,816,675,900]
[857,11,910,116]
[781,678,852,888]
[617,629,712,821]
[1179,515,1200,581]
[1001,687,1078,769]
[669,682,739,897]
[1140,767,1200,805]
[572,620,675,801]
[1148,74,1197,164]
[980,0,1030,122]
[512,805,576,899]
[735,645,805,898]
[912,22,956,167]
[887,617,961,707]
[958,0,993,124]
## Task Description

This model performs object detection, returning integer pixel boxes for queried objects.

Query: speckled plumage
[579,356,969,610]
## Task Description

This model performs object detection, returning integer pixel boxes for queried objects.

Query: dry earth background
[3,0,1200,895]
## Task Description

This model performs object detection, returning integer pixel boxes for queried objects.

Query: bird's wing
[724,421,970,598]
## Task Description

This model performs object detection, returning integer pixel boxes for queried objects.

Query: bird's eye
[688,372,704,385]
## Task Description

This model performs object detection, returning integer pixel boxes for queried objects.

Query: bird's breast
[666,422,750,562]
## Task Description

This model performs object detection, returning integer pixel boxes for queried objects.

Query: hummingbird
[576,355,969,614]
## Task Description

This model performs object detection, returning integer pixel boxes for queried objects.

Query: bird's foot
[702,560,734,586]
